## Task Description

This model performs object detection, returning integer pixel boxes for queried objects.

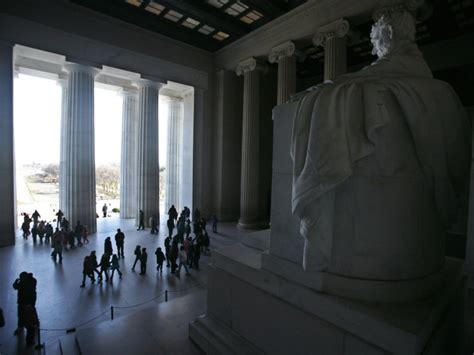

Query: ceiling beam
[155,0,249,37]
[241,0,286,18]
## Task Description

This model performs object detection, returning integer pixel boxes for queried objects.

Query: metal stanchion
[165,290,168,302]
[35,322,45,350]
[111,306,114,320]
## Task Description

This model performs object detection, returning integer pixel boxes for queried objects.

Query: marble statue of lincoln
[291,1,470,281]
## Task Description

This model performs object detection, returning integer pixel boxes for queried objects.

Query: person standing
[168,205,178,223]
[137,210,145,230]
[132,245,142,271]
[31,210,41,226]
[104,237,113,256]
[102,203,108,218]
[51,229,63,262]
[155,247,165,273]
[75,221,84,246]
[167,217,175,238]
[109,254,123,281]
[55,209,64,228]
[23,304,39,346]
[13,272,28,335]
[212,214,218,233]
[139,248,148,275]
[176,246,190,277]
[114,229,125,258]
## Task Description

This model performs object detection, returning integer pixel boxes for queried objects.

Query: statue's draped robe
[291,46,470,271]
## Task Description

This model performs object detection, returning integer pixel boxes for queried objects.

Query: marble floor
[0,216,249,355]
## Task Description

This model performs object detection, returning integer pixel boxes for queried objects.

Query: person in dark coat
[13,272,37,335]
[98,254,110,282]
[55,209,64,228]
[90,250,101,279]
[137,210,145,230]
[167,217,175,238]
[23,304,39,346]
[139,248,148,275]
[155,247,165,272]
[132,245,141,271]
[110,254,123,281]
[164,236,171,267]
[114,229,125,258]
[169,239,179,274]
[168,205,178,222]
[104,237,113,256]
[80,256,95,287]
[75,221,84,246]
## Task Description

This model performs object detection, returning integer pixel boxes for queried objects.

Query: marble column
[165,96,184,211]
[136,80,163,227]
[236,57,265,229]
[119,88,138,219]
[269,41,297,105]
[180,91,194,211]
[313,19,350,81]
[58,75,68,213]
[63,63,99,234]
[0,41,15,247]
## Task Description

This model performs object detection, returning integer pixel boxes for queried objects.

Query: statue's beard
[371,37,392,58]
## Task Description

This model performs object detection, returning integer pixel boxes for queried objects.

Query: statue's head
[370,11,416,58]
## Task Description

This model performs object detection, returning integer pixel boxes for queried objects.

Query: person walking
[131,245,142,271]
[98,254,110,282]
[176,246,190,277]
[109,254,123,281]
[150,215,158,235]
[90,250,101,279]
[114,229,125,258]
[104,237,113,256]
[51,229,63,262]
[80,256,95,287]
[102,203,108,218]
[155,247,165,273]
[137,210,145,230]
[168,205,178,222]
[31,210,41,226]
[164,236,171,267]
[23,304,39,346]
[82,226,89,244]
[139,248,148,275]
[75,221,84,247]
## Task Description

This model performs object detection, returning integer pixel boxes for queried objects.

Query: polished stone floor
[0,216,247,354]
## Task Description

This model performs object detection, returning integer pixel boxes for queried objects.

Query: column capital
[313,18,350,48]
[236,57,266,76]
[64,62,100,77]
[162,95,184,103]
[135,79,165,90]
[120,87,139,97]
[268,41,296,64]
[56,72,68,87]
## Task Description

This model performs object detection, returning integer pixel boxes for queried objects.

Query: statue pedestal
[190,240,464,354]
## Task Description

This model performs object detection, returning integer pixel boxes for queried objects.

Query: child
[155,247,165,273]
[82,227,89,244]
[109,254,122,281]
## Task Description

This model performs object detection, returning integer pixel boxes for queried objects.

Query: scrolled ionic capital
[236,57,266,76]
[313,19,350,48]
[268,41,296,64]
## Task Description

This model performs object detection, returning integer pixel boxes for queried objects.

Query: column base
[237,219,269,230]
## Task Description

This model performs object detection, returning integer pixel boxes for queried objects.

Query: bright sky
[14,74,168,166]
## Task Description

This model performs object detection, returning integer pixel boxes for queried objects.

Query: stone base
[237,220,269,230]
[190,243,465,354]
[261,253,446,303]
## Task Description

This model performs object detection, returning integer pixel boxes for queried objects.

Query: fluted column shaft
[324,36,347,81]
[58,77,68,212]
[63,63,99,233]
[0,42,15,247]
[120,89,138,219]
[136,80,163,227]
[269,41,297,105]
[236,58,264,229]
[313,19,350,81]
[165,97,184,211]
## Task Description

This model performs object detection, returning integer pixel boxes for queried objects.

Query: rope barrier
[38,280,206,333]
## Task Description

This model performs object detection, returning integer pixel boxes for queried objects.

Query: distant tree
[96,164,120,198]
[41,164,59,183]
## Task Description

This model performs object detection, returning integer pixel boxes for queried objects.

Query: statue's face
[370,17,393,58]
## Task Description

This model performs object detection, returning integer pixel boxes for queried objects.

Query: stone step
[189,315,262,355]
